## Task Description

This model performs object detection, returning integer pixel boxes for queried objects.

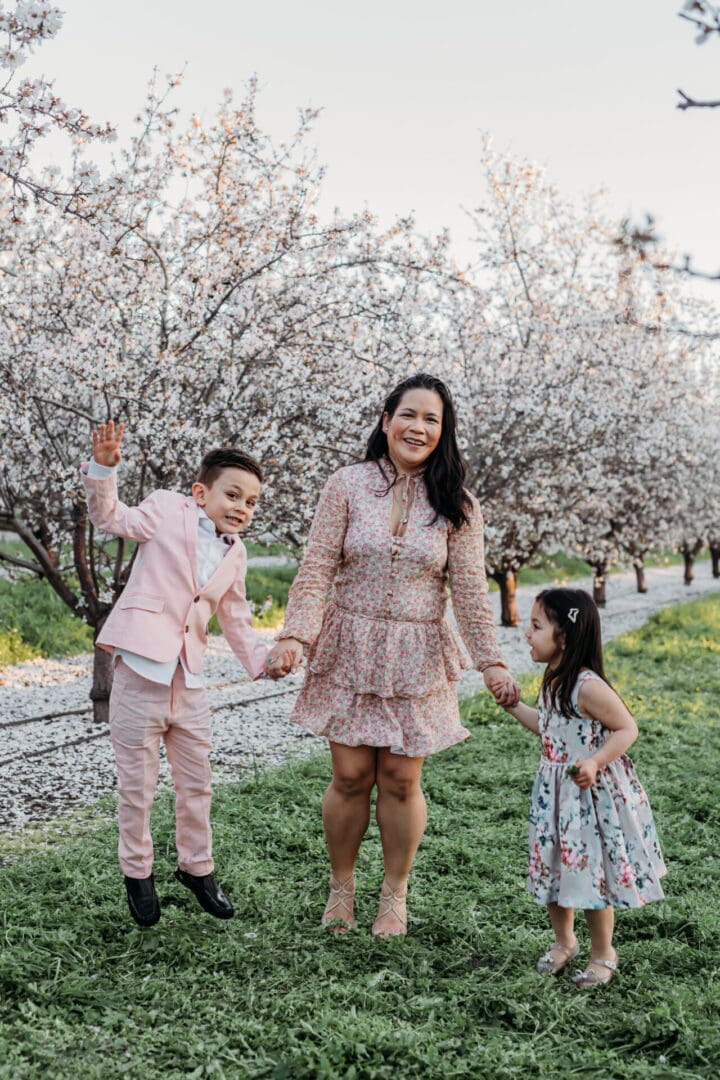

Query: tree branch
[677,89,720,109]
[0,549,45,575]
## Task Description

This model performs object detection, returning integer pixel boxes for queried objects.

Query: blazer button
[185,625,189,633]
[194,596,200,603]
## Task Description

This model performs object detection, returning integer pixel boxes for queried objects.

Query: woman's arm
[273,469,349,652]
[447,494,519,704]
[571,679,638,789]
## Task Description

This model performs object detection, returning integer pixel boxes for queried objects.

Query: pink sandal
[572,952,618,989]
[372,881,407,939]
[536,939,579,974]
[322,874,355,932]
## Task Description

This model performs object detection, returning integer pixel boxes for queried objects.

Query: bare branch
[677,88,720,109]
[0,549,45,575]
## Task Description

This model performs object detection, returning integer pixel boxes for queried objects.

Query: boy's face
[191,467,261,535]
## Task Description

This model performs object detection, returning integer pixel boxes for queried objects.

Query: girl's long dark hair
[364,373,472,530]
[537,588,613,718]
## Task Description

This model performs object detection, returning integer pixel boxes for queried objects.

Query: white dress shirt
[86,459,232,687]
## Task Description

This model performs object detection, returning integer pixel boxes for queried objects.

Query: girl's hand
[484,665,521,707]
[569,758,600,789]
[92,420,125,466]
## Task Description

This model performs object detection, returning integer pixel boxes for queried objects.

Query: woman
[268,374,519,937]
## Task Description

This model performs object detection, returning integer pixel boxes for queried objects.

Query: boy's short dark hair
[196,447,263,488]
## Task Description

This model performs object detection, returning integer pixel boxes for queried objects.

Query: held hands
[92,420,125,467]
[566,758,600,789]
[483,665,521,707]
[264,638,304,679]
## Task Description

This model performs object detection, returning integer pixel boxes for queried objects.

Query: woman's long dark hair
[537,588,614,718]
[364,373,472,529]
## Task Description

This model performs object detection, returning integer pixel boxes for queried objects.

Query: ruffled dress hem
[291,602,473,758]
[292,672,472,758]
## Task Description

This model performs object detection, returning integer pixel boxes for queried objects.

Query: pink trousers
[109,659,214,879]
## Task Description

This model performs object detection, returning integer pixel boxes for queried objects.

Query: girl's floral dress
[529,670,666,909]
[276,461,507,757]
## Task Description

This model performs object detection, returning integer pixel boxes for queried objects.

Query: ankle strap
[329,874,355,893]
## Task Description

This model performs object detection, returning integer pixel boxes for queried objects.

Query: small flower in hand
[567,759,599,789]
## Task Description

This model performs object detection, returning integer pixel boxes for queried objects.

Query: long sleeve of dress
[277,470,349,648]
[447,494,506,672]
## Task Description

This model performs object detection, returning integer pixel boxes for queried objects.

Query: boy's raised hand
[92,420,125,467]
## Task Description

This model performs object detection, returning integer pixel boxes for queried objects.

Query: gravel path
[1,563,717,833]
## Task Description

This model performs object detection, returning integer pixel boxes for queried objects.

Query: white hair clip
[567,608,579,624]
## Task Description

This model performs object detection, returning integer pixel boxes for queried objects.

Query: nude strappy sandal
[372,880,407,939]
[322,874,355,932]
[536,939,580,974]
[572,953,618,989]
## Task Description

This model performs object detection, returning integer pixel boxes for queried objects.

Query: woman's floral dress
[276,461,507,757]
[528,670,667,909]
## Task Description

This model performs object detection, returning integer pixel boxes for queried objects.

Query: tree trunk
[491,570,519,627]
[633,556,647,594]
[680,541,702,586]
[591,563,608,607]
[91,644,114,725]
[711,545,720,579]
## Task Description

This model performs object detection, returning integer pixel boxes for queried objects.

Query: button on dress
[277,461,507,757]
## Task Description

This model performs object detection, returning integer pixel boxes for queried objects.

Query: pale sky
[31,0,720,275]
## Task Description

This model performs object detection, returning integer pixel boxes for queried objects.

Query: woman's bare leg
[320,743,377,925]
[373,749,426,935]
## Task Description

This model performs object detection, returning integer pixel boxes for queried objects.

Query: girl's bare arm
[571,679,638,788]
[578,679,638,766]
[503,700,540,736]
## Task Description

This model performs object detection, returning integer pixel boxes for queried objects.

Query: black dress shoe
[174,867,235,919]
[124,873,161,927]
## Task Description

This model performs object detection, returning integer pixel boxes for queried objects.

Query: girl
[504,587,666,988]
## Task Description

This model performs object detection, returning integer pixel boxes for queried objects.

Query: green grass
[0,575,93,662]
[244,539,296,559]
[208,565,298,634]
[0,595,718,1077]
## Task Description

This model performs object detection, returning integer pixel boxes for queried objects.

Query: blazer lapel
[202,534,243,595]
[184,500,199,590]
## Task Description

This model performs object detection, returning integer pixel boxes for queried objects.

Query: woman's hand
[483,665,521,707]
[266,637,304,677]
[264,652,286,679]
[569,758,600,789]
[92,420,125,466]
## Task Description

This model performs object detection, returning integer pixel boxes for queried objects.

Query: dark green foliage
[0,596,718,1077]
[0,576,93,659]
[208,565,298,634]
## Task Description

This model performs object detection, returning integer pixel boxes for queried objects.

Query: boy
[82,421,281,927]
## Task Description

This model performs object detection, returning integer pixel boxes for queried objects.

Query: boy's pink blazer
[81,466,268,679]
